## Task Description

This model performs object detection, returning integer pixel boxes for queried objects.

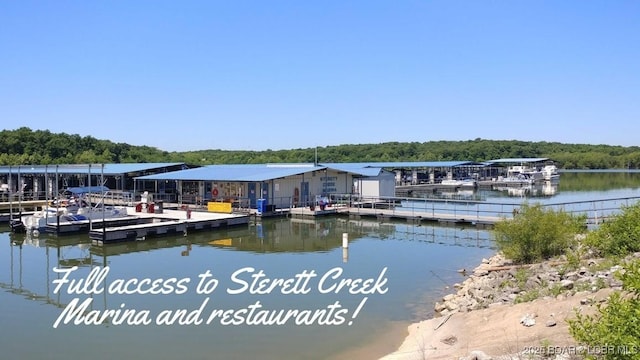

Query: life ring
[212,188,219,197]
[293,187,299,204]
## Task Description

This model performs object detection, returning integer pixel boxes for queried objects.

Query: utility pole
[314,147,318,166]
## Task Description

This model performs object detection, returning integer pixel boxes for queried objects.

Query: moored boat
[440,178,477,188]
[19,193,129,234]
[542,164,560,181]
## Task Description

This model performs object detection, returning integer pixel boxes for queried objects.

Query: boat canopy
[63,186,109,196]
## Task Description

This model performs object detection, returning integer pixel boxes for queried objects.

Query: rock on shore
[433,253,628,318]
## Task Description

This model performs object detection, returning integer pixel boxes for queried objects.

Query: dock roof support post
[101,164,105,227]
[56,165,60,235]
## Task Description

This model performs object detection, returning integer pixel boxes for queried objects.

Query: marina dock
[0,201,251,244]
[5,195,638,241]
[342,206,500,226]
[0,200,47,223]
[0,211,36,223]
[0,200,49,211]
[45,215,143,235]
[287,195,640,229]
[88,207,250,245]
[289,205,499,227]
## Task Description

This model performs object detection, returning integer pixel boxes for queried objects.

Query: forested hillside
[1,127,639,169]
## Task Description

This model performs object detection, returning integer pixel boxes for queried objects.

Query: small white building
[355,170,396,198]
[321,163,396,199]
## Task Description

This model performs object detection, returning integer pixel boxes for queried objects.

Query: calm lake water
[1,171,639,360]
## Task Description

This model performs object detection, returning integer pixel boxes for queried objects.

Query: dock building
[1,158,557,214]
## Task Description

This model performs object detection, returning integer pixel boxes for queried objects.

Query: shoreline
[379,251,633,359]
[327,320,412,360]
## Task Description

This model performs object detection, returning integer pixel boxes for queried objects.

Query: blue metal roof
[321,161,476,168]
[1,161,486,183]
[355,168,387,177]
[135,163,389,182]
[317,163,384,176]
[485,158,550,164]
[0,163,187,175]
[136,164,329,182]
[63,186,110,195]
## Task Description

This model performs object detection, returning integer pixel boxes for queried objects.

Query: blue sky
[1,1,639,152]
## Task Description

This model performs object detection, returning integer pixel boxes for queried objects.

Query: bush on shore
[493,203,586,264]
[568,260,640,359]
[584,202,640,257]
[491,200,640,357]
[567,202,640,359]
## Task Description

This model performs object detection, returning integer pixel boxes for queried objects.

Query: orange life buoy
[212,188,219,197]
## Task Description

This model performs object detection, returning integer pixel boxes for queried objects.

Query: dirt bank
[379,251,639,359]
[380,288,613,359]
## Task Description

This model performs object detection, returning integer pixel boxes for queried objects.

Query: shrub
[584,202,640,257]
[568,260,640,359]
[493,203,586,264]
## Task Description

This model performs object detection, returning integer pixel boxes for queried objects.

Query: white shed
[354,169,396,198]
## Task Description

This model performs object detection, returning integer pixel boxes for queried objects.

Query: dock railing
[87,190,134,206]
[331,193,640,226]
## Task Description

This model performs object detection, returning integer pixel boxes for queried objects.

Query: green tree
[3,128,640,167]
[585,202,640,257]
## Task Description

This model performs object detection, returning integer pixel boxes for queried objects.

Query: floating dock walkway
[88,207,250,245]
[343,206,499,226]
[0,200,48,224]
[45,215,142,235]
[288,195,640,229]
[0,200,49,212]
[289,205,499,227]
[1,203,250,243]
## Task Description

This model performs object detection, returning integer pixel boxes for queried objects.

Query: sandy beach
[379,288,612,359]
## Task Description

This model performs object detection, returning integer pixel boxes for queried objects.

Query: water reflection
[559,171,640,192]
[491,181,558,198]
[44,217,494,259]
[1,217,498,360]
[2,217,494,312]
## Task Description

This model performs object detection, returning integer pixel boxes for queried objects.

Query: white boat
[440,179,464,186]
[64,205,129,222]
[21,201,129,233]
[440,179,477,188]
[507,165,545,182]
[460,178,477,188]
[499,173,536,185]
[21,207,70,231]
[541,164,560,181]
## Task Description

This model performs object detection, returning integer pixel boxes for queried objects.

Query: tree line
[1,127,639,169]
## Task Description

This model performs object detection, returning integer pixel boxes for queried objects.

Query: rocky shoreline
[434,252,630,318]
[381,250,640,360]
